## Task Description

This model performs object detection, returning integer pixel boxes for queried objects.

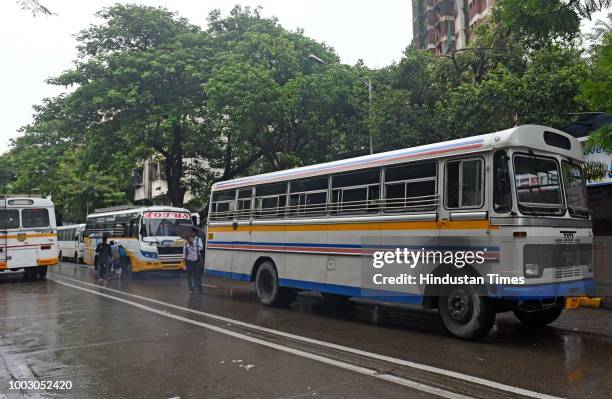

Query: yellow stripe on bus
[208,219,495,233]
[0,233,57,239]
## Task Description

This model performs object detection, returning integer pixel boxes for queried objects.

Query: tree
[204,6,366,182]
[579,14,612,151]
[50,4,213,206]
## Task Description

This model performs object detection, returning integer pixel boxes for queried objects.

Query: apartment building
[411,0,496,55]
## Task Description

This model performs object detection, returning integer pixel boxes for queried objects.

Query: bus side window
[445,158,483,209]
[331,169,380,214]
[493,151,512,213]
[211,190,236,220]
[255,183,287,218]
[236,189,253,219]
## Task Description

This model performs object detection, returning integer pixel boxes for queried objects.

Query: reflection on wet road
[1,263,611,398]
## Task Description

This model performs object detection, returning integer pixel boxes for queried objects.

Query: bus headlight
[524,263,540,277]
[140,250,158,259]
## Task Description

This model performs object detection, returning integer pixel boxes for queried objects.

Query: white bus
[57,224,86,263]
[83,206,194,273]
[0,196,59,280]
[205,125,594,340]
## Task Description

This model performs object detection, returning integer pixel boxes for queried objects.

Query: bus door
[438,157,490,270]
[0,201,8,270]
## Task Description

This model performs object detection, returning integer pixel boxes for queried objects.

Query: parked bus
[57,224,86,263]
[205,125,594,340]
[0,196,59,280]
[83,206,193,273]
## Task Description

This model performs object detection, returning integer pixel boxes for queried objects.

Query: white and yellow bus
[58,223,86,263]
[205,125,594,340]
[83,206,193,273]
[0,196,59,280]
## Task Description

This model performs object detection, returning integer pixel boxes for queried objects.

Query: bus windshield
[142,212,192,237]
[513,155,564,215]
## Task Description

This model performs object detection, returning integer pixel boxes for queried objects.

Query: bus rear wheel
[513,304,563,326]
[37,266,48,280]
[438,285,495,340]
[255,261,296,307]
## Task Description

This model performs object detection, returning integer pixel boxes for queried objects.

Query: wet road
[0,263,611,399]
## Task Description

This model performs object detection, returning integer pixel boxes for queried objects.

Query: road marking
[51,274,564,399]
[51,278,470,399]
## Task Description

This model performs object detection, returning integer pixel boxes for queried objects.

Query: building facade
[133,158,198,205]
[411,0,496,55]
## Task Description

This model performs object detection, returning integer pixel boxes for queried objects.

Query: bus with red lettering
[83,206,193,274]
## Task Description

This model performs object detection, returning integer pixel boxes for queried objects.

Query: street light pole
[309,54,374,154]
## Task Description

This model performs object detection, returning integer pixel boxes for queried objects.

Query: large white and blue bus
[205,125,594,339]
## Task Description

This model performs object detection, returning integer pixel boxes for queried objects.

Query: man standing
[183,235,203,294]
[95,236,112,281]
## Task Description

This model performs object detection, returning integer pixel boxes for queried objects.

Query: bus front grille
[553,266,583,279]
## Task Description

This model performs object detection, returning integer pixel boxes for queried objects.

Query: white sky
[0,2,608,155]
[0,0,414,154]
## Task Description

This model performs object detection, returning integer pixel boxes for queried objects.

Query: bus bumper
[37,257,59,266]
[496,278,596,300]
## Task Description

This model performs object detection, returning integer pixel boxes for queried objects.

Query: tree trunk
[164,124,186,207]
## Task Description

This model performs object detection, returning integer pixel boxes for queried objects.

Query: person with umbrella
[183,232,204,294]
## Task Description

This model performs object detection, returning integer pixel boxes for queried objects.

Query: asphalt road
[0,262,611,399]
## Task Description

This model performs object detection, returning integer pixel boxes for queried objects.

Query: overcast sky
[1,2,608,155]
[0,0,415,154]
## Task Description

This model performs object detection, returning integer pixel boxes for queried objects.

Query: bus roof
[0,196,54,208]
[86,205,191,219]
[212,125,584,191]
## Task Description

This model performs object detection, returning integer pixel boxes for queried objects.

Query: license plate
[565,297,580,309]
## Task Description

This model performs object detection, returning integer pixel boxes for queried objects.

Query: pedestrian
[117,244,128,279]
[110,241,120,279]
[183,235,203,294]
[95,236,112,281]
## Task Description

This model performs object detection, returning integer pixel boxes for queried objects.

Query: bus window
[236,189,253,219]
[384,161,437,211]
[255,183,287,218]
[493,151,512,213]
[211,190,236,220]
[21,208,50,228]
[445,159,483,209]
[331,169,380,214]
[289,176,328,216]
[0,210,20,229]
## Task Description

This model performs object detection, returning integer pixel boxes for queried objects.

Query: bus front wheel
[438,285,495,340]
[513,305,563,326]
[255,261,296,307]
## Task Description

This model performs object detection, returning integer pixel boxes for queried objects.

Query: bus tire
[513,305,563,326]
[255,261,296,307]
[37,266,48,280]
[438,285,495,340]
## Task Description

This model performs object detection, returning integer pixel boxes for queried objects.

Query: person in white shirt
[183,235,203,294]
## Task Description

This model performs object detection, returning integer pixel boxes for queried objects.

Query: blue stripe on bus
[206,268,594,301]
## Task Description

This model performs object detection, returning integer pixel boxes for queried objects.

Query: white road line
[51,278,470,399]
[51,274,564,399]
